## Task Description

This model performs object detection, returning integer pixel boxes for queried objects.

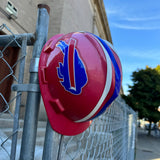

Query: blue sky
[104,0,160,94]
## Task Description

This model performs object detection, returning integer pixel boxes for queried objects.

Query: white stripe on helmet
[75,35,113,122]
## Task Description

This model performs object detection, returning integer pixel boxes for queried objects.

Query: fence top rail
[115,96,136,115]
[0,33,35,47]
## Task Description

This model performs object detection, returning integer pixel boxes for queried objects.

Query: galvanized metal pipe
[0,33,35,47]
[56,135,64,160]
[10,36,27,160]
[19,4,49,160]
[42,120,57,160]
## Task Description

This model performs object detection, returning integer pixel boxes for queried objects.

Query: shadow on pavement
[136,128,160,160]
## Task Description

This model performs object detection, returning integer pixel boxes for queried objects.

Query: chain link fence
[0,23,35,160]
[0,5,137,160]
[54,97,137,160]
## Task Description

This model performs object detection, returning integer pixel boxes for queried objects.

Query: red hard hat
[38,32,122,136]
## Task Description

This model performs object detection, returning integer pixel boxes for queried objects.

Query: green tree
[155,65,160,74]
[122,66,160,135]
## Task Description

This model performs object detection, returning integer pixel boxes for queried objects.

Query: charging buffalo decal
[57,39,88,95]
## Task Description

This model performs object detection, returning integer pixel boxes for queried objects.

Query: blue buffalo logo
[57,39,88,95]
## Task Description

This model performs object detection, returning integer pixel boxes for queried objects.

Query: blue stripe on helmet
[90,34,122,119]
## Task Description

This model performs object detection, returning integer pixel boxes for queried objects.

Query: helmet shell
[38,32,122,135]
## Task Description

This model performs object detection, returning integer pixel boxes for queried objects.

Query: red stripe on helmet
[68,38,76,89]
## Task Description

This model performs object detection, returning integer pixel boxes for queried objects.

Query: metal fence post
[42,120,58,160]
[122,105,127,160]
[42,119,64,160]
[10,36,27,160]
[19,4,50,160]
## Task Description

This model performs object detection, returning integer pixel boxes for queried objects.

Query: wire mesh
[0,23,137,160]
[0,24,29,160]
[57,96,137,160]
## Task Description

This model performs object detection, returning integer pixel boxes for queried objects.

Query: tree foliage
[122,66,160,135]
[155,64,160,74]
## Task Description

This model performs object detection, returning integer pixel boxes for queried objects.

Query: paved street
[136,128,160,160]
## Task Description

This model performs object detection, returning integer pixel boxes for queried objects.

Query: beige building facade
[0,0,112,120]
[0,0,112,40]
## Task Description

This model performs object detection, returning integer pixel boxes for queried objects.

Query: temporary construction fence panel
[0,4,137,160]
[53,97,137,160]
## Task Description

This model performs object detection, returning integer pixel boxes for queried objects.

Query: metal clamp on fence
[12,84,40,92]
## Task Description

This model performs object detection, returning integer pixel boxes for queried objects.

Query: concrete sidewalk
[136,128,160,160]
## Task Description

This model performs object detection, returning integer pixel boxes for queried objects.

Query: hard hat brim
[40,90,91,136]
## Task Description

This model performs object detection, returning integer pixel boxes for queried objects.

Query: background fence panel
[0,6,137,160]
[53,97,137,160]
[0,24,30,159]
